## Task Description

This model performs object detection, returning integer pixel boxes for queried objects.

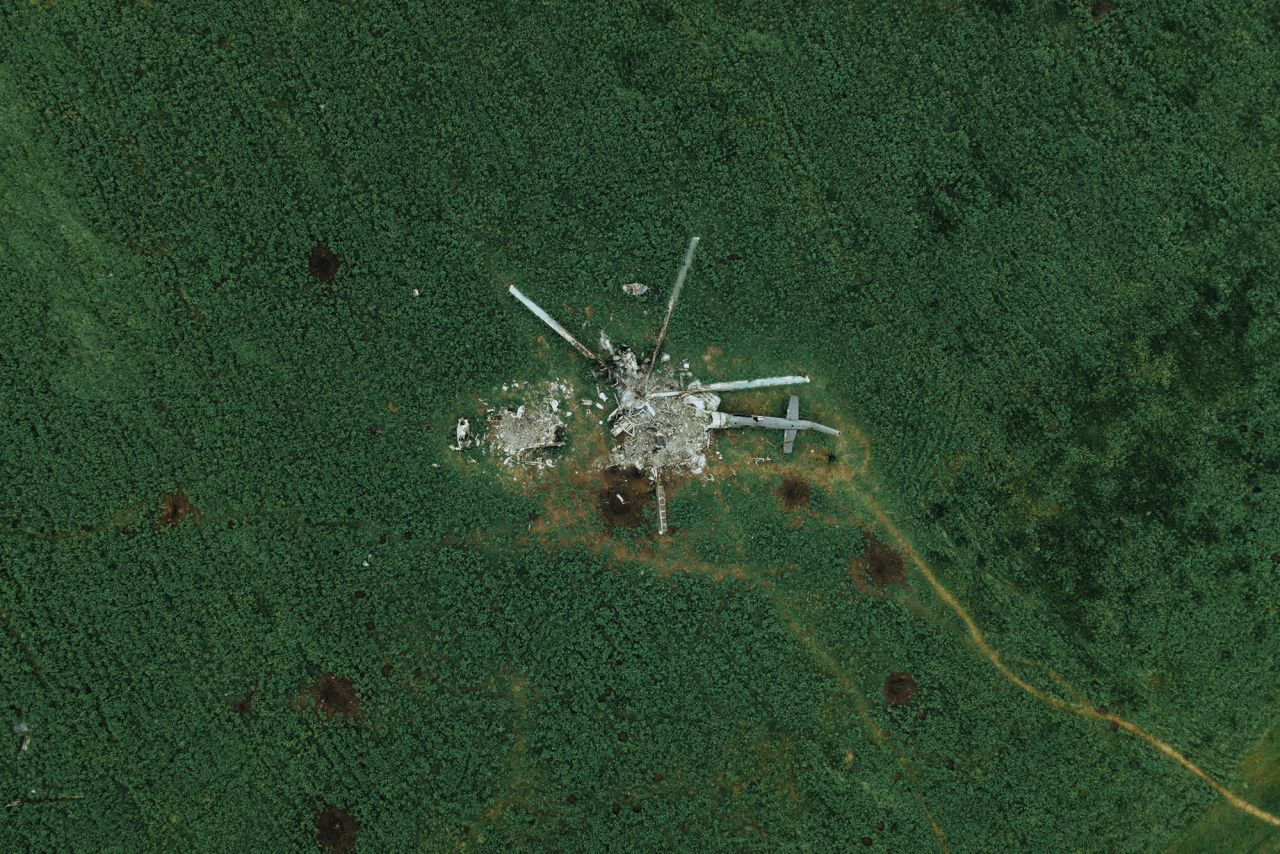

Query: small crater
[778,477,812,510]
[855,531,908,590]
[315,804,358,853]
[156,487,197,529]
[596,467,653,529]
[307,672,360,719]
[308,244,341,282]
[884,671,917,706]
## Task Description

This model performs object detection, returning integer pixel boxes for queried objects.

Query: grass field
[2,1,1279,850]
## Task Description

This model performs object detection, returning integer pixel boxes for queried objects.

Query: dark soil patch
[1091,0,1114,19]
[308,244,341,282]
[315,804,358,853]
[308,672,360,719]
[859,531,908,589]
[596,467,653,528]
[232,693,254,717]
[884,672,917,706]
[156,487,197,529]
[778,477,812,510]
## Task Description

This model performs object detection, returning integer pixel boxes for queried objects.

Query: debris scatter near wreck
[482,380,573,468]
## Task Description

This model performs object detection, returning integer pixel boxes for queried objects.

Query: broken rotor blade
[652,467,669,536]
[508,285,603,364]
[646,235,700,377]
[708,411,840,436]
[648,375,811,397]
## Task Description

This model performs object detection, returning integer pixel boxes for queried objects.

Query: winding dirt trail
[858,490,1280,832]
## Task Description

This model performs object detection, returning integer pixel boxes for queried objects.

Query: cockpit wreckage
[504,236,839,535]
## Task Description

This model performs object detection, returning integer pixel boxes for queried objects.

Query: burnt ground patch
[306,672,360,719]
[156,486,197,529]
[778,477,812,510]
[851,531,908,591]
[315,804,358,852]
[884,671,917,706]
[308,243,341,282]
[596,466,653,528]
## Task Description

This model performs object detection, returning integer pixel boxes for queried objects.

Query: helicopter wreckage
[467,237,839,535]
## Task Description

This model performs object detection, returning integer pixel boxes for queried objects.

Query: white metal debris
[622,281,648,296]
[451,418,472,450]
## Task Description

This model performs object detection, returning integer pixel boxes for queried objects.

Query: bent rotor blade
[646,235,700,377]
[508,285,602,364]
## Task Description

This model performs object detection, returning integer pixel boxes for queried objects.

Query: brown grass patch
[884,672,917,706]
[306,672,360,719]
[854,531,908,590]
[232,692,254,717]
[778,477,811,510]
[315,804,358,852]
[156,487,197,529]
[308,244,341,282]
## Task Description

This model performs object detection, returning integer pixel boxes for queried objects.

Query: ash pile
[604,345,718,476]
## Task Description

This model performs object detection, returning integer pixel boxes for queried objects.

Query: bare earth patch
[304,672,361,720]
[315,804,358,852]
[885,672,918,706]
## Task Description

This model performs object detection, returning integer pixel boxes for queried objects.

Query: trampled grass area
[2,1,1278,850]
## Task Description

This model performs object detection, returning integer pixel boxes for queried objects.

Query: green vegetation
[2,1,1277,850]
